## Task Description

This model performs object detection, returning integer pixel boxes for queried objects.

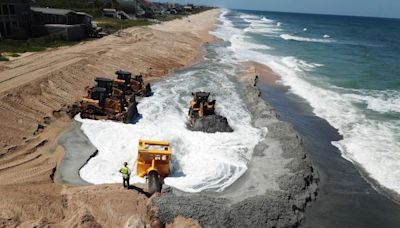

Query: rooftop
[31,7,75,16]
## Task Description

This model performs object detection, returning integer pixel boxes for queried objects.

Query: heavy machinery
[72,79,139,122]
[187,91,233,133]
[188,92,216,120]
[115,70,152,97]
[77,86,125,121]
[136,139,171,195]
[95,77,130,108]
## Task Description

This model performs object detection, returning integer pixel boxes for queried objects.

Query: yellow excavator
[136,139,172,195]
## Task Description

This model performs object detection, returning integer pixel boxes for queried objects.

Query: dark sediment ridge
[153,73,319,227]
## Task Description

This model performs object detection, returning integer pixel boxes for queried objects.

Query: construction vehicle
[186,92,233,133]
[136,139,171,195]
[95,77,130,107]
[72,82,138,123]
[115,70,152,97]
[188,92,216,120]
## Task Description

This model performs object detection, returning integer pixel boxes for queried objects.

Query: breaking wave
[280,34,335,43]
[214,9,400,195]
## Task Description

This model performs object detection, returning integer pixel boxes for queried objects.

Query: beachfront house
[0,0,94,41]
[30,7,93,41]
[0,0,31,38]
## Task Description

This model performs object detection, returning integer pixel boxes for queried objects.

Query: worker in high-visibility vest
[119,162,131,188]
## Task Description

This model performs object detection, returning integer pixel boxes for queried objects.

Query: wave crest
[280,34,335,43]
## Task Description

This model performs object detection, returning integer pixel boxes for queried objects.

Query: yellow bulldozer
[136,139,171,195]
[188,92,216,121]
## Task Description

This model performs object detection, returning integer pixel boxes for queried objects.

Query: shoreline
[243,59,400,205]
[151,52,318,226]
[254,63,400,227]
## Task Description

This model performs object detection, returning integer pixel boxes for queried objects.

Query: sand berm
[0,9,318,227]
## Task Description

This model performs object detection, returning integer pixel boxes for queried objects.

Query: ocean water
[215,9,400,196]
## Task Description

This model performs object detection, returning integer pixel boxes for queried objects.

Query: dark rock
[187,115,233,133]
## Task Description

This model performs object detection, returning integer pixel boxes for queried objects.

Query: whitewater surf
[213,9,400,197]
[78,46,266,193]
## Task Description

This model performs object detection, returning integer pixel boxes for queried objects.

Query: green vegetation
[96,18,153,33]
[9,53,20,57]
[0,37,79,53]
[156,14,185,22]
[0,54,9,62]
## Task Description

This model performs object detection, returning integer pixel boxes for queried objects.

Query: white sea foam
[239,14,259,20]
[240,13,281,35]
[342,89,400,114]
[79,47,266,192]
[215,9,400,195]
[267,57,400,194]
[261,16,275,23]
[280,34,335,43]
[281,57,323,72]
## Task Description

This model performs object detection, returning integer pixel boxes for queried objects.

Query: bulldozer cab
[189,91,216,119]
[95,77,114,95]
[89,87,107,107]
[193,92,210,105]
[115,70,132,84]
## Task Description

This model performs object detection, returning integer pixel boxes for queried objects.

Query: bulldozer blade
[144,83,152,97]
[125,102,139,123]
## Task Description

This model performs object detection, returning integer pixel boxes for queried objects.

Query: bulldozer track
[0,153,42,171]
[0,159,54,185]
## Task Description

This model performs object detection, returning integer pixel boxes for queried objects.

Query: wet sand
[242,61,288,89]
[54,121,95,185]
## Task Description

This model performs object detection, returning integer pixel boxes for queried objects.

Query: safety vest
[120,166,130,178]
